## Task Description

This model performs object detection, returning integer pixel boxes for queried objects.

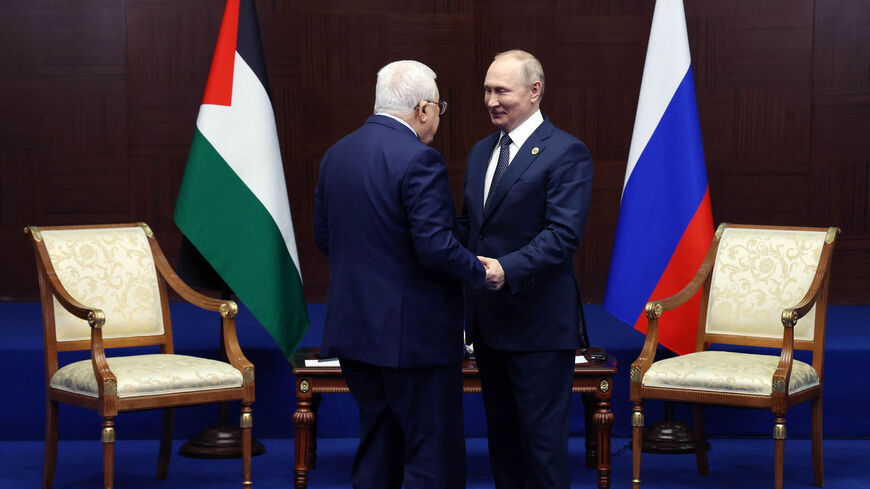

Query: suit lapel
[482,118,555,224]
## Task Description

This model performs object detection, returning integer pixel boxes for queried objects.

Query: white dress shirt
[483,109,544,205]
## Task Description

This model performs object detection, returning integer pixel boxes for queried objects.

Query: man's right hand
[478,256,505,291]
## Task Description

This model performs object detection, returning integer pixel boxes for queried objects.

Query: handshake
[478,256,504,291]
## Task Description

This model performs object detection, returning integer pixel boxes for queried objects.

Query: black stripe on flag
[237,0,271,97]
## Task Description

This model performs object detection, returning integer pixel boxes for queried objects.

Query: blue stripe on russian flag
[604,66,709,326]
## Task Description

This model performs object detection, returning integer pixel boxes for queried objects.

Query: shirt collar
[502,109,544,148]
[376,112,418,138]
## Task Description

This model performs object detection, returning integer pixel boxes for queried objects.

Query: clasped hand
[478,256,504,290]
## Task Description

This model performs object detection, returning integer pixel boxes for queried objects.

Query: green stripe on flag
[175,129,309,359]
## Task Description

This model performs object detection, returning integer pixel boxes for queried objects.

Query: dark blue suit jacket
[315,115,485,368]
[458,117,593,351]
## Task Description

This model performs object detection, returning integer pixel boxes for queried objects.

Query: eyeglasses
[424,100,448,115]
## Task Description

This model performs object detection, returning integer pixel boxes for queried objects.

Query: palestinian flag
[174,0,309,360]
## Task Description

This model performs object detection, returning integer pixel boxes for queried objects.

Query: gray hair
[494,50,545,99]
[373,60,438,116]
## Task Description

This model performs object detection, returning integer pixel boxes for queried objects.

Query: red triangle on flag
[202,0,239,106]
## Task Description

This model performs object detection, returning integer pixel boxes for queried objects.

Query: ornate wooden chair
[26,223,255,489]
[630,223,838,489]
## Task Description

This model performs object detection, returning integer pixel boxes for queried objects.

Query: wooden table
[290,347,617,489]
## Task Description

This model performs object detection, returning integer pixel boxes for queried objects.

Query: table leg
[593,388,615,489]
[310,393,322,468]
[581,392,597,468]
[293,387,316,489]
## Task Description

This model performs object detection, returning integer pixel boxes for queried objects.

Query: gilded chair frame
[629,223,838,489]
[26,222,255,489]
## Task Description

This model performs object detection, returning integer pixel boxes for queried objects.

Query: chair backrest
[32,224,169,348]
[702,225,835,349]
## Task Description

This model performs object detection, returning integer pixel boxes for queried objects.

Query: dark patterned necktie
[484,134,512,215]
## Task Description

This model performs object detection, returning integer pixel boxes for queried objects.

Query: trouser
[340,358,466,489]
[475,345,575,489]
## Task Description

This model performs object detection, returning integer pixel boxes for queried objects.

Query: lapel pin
[531,147,540,155]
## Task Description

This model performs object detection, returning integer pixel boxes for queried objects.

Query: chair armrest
[630,238,719,395]
[48,284,118,397]
[772,233,836,398]
[141,228,254,394]
[28,231,119,396]
[147,243,232,314]
[629,303,663,399]
[647,241,717,316]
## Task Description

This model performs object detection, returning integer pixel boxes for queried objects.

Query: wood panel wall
[2,0,868,303]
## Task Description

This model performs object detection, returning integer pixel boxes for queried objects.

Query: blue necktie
[485,134,512,215]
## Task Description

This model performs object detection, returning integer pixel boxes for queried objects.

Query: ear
[415,101,429,123]
[530,81,542,102]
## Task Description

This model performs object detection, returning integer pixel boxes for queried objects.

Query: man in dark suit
[457,50,594,489]
[314,60,488,489]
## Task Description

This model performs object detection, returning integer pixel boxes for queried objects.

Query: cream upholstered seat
[629,224,838,489]
[50,354,244,398]
[642,351,819,396]
[26,223,255,489]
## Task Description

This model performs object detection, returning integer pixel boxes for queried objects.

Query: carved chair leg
[693,405,709,475]
[43,399,58,489]
[241,404,252,488]
[632,404,643,489]
[102,418,116,489]
[773,416,786,489]
[157,407,174,480]
[811,397,824,487]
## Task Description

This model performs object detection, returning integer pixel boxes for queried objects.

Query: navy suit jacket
[458,117,593,351]
[315,115,485,368]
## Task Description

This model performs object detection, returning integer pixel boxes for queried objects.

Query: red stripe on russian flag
[632,189,714,354]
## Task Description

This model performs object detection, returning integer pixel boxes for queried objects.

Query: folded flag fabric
[604,0,714,355]
[174,0,309,360]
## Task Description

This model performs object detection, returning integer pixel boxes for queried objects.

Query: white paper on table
[304,358,340,367]
[574,355,588,364]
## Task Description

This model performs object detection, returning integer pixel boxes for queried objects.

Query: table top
[291,347,617,376]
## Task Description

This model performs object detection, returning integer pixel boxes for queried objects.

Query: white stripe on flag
[623,0,692,193]
[196,52,302,276]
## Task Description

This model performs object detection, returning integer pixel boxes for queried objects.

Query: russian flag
[603,0,714,356]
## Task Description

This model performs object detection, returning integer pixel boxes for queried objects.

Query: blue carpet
[6,437,869,488]
[4,302,870,487]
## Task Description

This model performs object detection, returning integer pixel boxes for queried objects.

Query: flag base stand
[179,402,266,459]
[179,424,266,459]
[641,420,705,453]
[640,403,709,454]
